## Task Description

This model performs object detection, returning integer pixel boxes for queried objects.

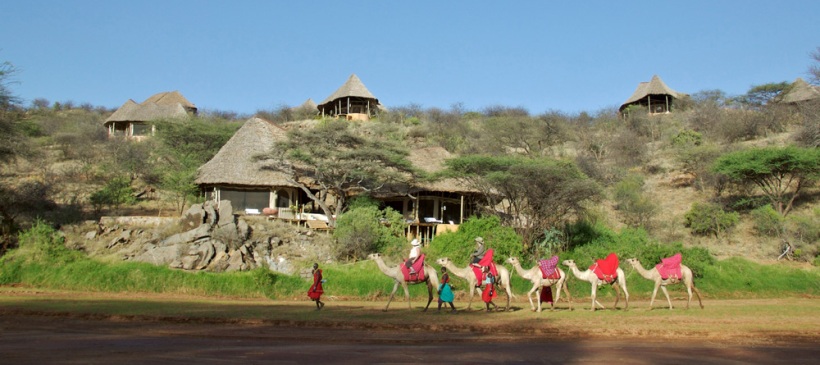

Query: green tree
[712,146,820,216]
[445,155,601,248]
[152,118,239,213]
[261,119,417,225]
[0,60,27,164]
[736,82,791,108]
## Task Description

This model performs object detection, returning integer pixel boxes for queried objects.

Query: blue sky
[2,1,818,116]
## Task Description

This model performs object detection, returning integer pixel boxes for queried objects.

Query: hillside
[1,100,818,266]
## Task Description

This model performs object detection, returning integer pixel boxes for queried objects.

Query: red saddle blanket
[471,249,498,282]
[655,253,682,280]
[401,254,426,282]
[538,256,560,279]
[589,253,619,283]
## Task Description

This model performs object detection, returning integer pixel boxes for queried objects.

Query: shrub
[425,216,523,265]
[750,205,784,237]
[684,202,740,237]
[89,176,136,212]
[613,174,658,228]
[332,205,405,261]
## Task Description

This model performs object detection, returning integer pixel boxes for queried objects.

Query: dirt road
[1,310,817,364]
[1,290,818,364]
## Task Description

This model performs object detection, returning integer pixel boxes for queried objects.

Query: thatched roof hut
[777,78,820,104]
[104,91,196,139]
[619,75,683,114]
[317,74,381,121]
[196,117,306,213]
[142,90,198,114]
[196,117,295,187]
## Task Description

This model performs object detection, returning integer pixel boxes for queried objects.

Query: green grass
[2,222,819,301]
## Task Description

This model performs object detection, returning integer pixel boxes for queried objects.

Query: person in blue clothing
[437,266,456,313]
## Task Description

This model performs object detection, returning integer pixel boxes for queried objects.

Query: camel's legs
[402,283,412,309]
[620,276,630,310]
[558,280,572,311]
[649,281,661,310]
[591,284,601,311]
[422,282,433,312]
[384,282,401,311]
[660,285,673,310]
[612,284,621,309]
[466,285,476,311]
[527,285,539,312]
[503,285,512,311]
[692,285,704,309]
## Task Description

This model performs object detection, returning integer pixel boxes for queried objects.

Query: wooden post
[460,195,464,224]
[665,95,670,113]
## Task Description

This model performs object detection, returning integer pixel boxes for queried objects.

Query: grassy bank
[1,223,818,301]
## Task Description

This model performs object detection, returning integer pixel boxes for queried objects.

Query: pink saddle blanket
[589,253,619,283]
[655,253,682,280]
[401,254,426,282]
[538,256,560,279]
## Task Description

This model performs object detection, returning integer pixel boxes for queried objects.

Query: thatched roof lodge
[195,117,308,213]
[104,91,197,140]
[375,146,483,225]
[619,75,683,115]
[317,74,382,121]
[777,78,820,105]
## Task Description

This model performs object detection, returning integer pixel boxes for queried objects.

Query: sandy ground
[1,312,818,365]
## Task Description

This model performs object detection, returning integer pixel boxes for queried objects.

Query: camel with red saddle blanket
[367,253,440,311]
[562,253,629,311]
[435,257,513,311]
[506,256,572,313]
[626,253,704,310]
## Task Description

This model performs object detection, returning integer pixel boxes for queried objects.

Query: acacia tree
[260,119,418,225]
[712,146,820,216]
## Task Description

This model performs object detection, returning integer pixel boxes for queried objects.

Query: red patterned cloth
[655,253,682,280]
[481,275,497,303]
[540,286,553,304]
[538,256,560,279]
[307,269,323,300]
[400,254,426,282]
[472,249,498,281]
[590,253,619,283]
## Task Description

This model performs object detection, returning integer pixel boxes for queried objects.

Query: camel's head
[562,259,577,268]
[625,258,640,266]
[436,257,451,266]
[506,257,519,265]
[367,253,381,260]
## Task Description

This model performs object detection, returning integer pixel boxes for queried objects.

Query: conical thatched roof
[319,74,379,106]
[143,90,197,111]
[299,98,318,110]
[195,117,298,187]
[620,75,682,111]
[104,99,188,126]
[778,78,820,104]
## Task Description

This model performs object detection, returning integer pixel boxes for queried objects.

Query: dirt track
[1,306,818,364]
[1,289,819,364]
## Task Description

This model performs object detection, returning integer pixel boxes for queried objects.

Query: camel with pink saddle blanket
[562,253,629,311]
[367,253,440,311]
[626,253,704,310]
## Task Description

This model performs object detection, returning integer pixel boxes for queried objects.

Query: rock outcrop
[80,200,332,274]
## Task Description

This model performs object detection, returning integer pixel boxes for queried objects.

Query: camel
[435,257,514,311]
[367,253,440,311]
[562,259,629,311]
[506,257,572,312]
[625,258,704,310]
